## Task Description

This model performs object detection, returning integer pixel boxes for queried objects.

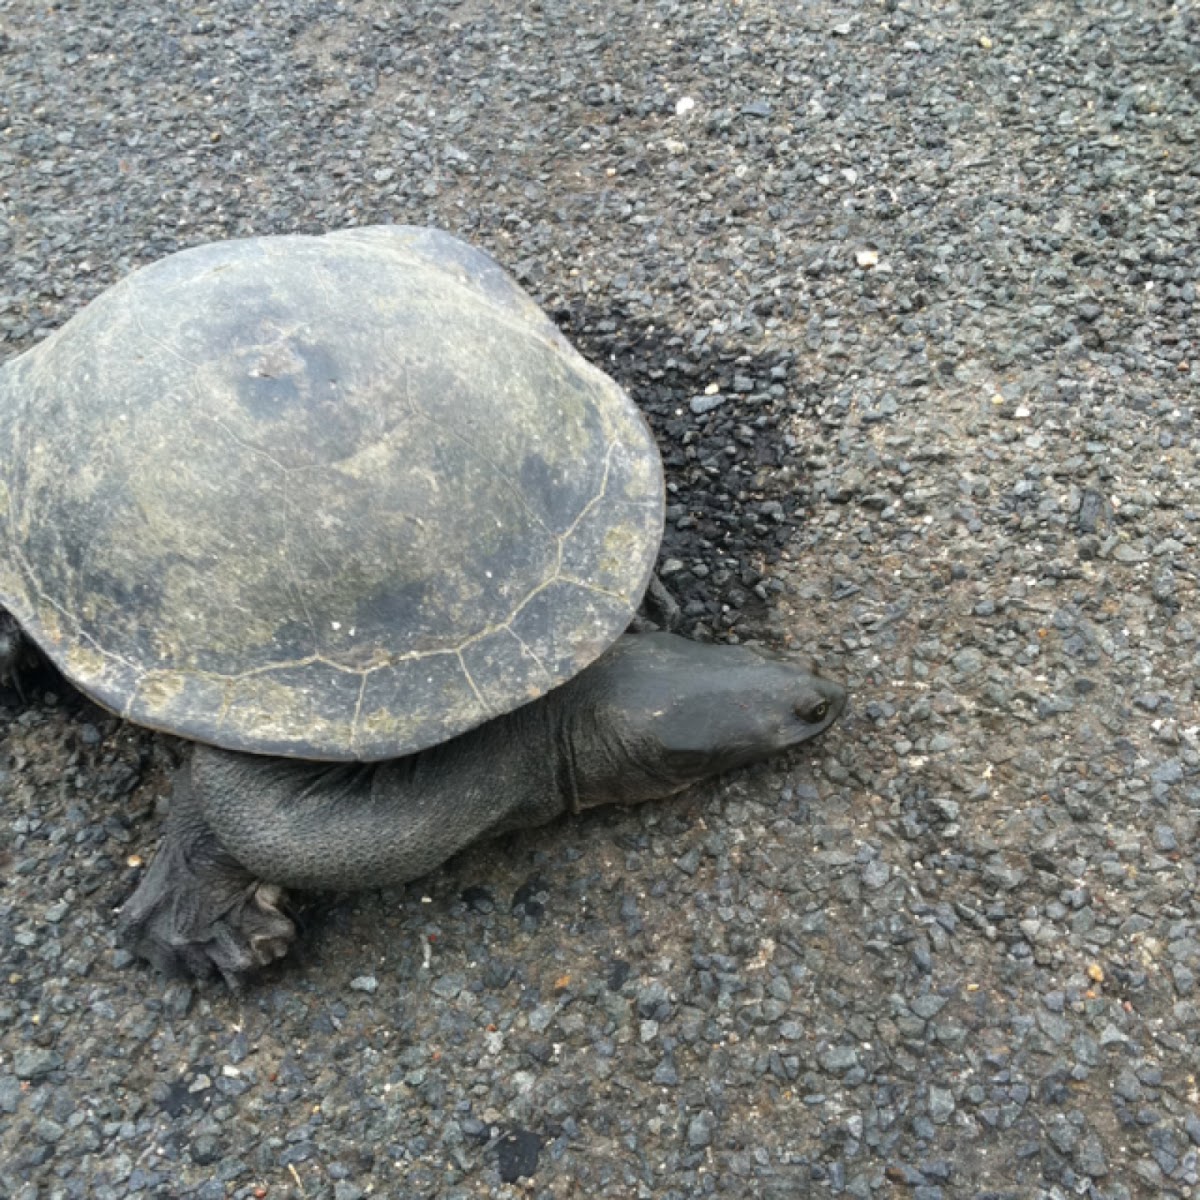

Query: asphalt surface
[1,1,1198,1198]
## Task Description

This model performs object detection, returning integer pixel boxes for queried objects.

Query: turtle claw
[245,883,296,968]
[119,855,296,991]
[117,789,296,991]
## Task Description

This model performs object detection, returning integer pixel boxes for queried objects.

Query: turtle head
[564,633,846,807]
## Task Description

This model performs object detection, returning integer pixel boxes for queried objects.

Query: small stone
[1077,489,1109,533]
[1048,1118,1078,1154]
[431,974,464,1000]
[982,860,1025,891]
[818,1044,860,1073]
[928,1086,955,1123]
[1152,568,1177,603]
[953,647,984,674]
[1184,1112,1200,1146]
[1077,1132,1108,1177]
[827,469,863,503]
[1134,1158,1163,1186]
[636,981,672,1021]
[653,1059,679,1086]
[1153,825,1178,852]
[164,983,194,1018]
[13,1049,63,1080]
[687,1111,716,1148]
[1151,760,1182,787]
[862,860,890,889]
[496,1129,540,1183]
[35,1118,65,1144]
[190,1134,221,1165]
[929,798,960,823]
[689,393,725,415]
[349,975,378,994]
[910,995,948,1020]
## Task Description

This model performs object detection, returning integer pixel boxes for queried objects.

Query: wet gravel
[2,0,1198,1197]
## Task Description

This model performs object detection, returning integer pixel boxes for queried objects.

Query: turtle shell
[0,227,663,760]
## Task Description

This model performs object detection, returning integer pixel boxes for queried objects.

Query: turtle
[0,225,846,988]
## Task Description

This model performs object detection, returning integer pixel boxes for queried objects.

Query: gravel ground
[2,0,1198,1197]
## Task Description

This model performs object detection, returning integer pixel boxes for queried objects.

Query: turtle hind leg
[116,765,296,991]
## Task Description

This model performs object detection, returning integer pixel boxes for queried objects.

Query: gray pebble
[686,1112,716,1148]
[13,1049,62,1080]
[928,1088,955,1124]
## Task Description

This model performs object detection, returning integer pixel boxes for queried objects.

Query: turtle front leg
[631,573,682,633]
[117,760,296,990]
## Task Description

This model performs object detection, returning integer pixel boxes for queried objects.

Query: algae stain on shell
[63,641,109,686]
[135,670,189,711]
[600,525,644,599]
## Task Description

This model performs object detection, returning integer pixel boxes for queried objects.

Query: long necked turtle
[0,226,845,988]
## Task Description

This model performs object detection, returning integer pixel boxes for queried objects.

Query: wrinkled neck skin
[201,678,688,895]
[199,689,571,893]
[555,684,695,809]
[404,697,570,833]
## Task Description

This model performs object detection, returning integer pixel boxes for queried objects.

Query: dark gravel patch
[2,1,1198,1198]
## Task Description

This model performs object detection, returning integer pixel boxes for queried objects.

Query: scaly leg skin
[116,760,296,990]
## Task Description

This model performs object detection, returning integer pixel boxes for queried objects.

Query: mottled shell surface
[0,226,663,759]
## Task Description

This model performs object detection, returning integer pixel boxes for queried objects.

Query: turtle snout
[789,676,847,735]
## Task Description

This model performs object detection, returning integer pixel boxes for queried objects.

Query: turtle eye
[798,699,829,724]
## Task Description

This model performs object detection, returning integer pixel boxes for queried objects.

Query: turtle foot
[117,809,296,991]
[632,574,682,634]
